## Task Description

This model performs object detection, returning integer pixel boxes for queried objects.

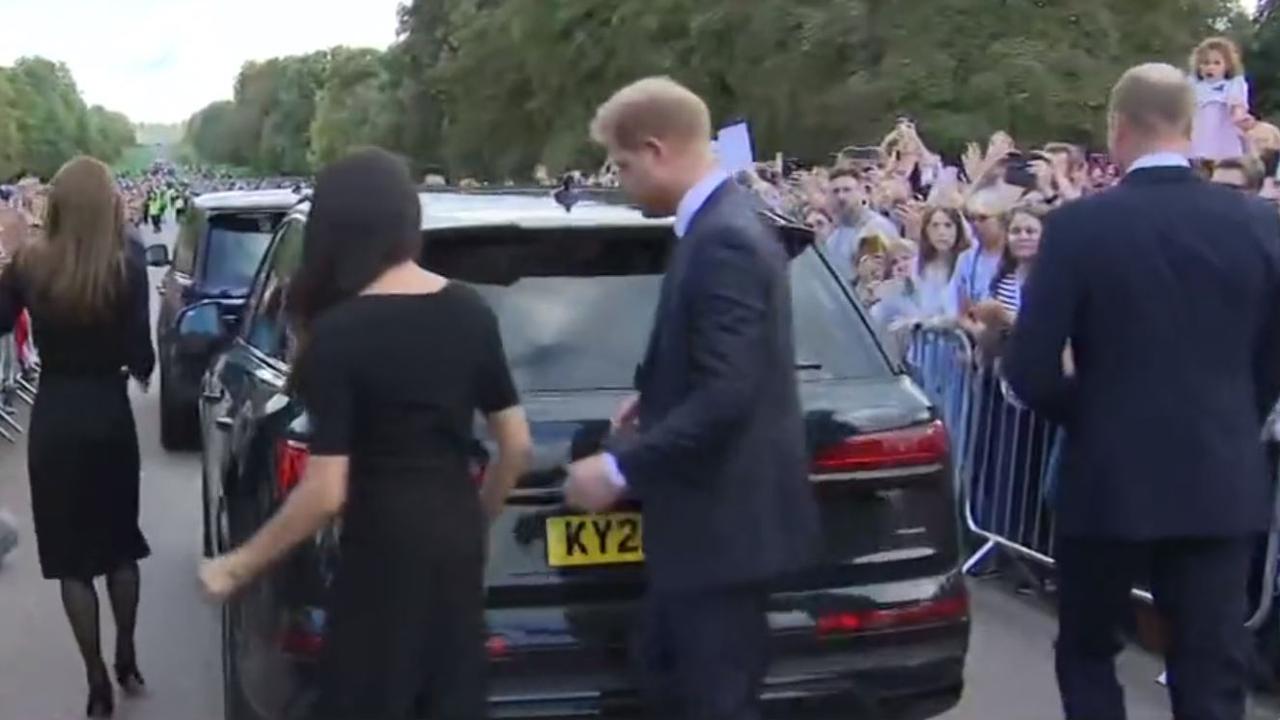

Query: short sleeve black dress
[293,284,518,720]
[0,252,154,579]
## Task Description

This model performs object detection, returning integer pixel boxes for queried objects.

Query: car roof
[287,188,670,231]
[283,188,812,255]
[194,189,304,213]
[417,190,671,230]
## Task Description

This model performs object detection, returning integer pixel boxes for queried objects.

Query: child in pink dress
[1189,37,1252,162]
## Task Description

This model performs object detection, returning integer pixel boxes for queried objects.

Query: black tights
[59,563,140,688]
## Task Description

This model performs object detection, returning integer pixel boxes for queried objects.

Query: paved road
[0,218,1277,719]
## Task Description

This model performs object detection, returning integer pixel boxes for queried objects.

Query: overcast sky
[0,0,1264,124]
[0,0,403,123]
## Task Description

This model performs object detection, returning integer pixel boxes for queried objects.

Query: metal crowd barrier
[0,333,38,443]
[905,325,1280,632]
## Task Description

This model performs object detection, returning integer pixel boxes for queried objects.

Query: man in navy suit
[1005,63,1280,720]
[564,77,818,720]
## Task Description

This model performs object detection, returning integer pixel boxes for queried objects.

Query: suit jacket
[1005,166,1280,539]
[610,181,819,592]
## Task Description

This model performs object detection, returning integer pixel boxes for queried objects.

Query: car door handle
[156,284,165,295]
[201,388,225,403]
[216,414,234,431]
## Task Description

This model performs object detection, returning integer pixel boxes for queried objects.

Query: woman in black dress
[0,157,154,717]
[200,148,532,719]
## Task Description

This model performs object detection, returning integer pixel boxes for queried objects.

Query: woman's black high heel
[86,683,113,718]
[114,663,146,697]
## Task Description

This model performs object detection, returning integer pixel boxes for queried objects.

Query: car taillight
[275,438,310,499]
[811,420,948,476]
[486,634,510,659]
[816,593,968,637]
[280,626,324,658]
[470,458,487,486]
[279,607,326,659]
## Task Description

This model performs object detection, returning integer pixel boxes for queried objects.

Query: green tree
[1252,0,1280,121]
[387,0,476,174]
[411,0,1245,177]
[230,59,286,169]
[1,57,135,177]
[182,0,1254,179]
[0,69,24,180]
[185,100,241,165]
[85,106,137,163]
[9,57,90,178]
[309,48,394,167]
[258,52,330,173]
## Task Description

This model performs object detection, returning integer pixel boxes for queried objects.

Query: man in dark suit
[564,77,818,720]
[1005,62,1280,720]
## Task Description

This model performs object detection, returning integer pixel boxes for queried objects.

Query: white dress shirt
[1127,151,1191,174]
[674,169,731,238]
[602,169,730,488]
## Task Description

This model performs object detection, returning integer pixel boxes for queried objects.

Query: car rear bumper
[488,619,968,719]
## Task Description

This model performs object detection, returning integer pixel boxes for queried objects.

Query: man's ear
[641,137,670,165]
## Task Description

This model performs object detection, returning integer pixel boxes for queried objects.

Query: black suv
[185,190,969,720]
[147,190,297,450]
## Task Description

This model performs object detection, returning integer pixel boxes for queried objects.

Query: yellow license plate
[545,513,644,567]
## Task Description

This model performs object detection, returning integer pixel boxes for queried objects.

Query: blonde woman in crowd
[951,184,1018,313]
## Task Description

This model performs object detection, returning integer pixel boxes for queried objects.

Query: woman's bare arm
[479,406,533,522]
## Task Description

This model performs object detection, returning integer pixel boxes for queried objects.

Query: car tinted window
[244,220,304,361]
[172,212,200,274]
[422,226,887,392]
[201,213,281,295]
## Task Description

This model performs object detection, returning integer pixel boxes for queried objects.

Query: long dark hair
[989,207,1042,294]
[917,206,968,278]
[287,147,422,335]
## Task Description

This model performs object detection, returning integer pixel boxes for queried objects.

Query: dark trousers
[1055,536,1253,720]
[635,584,769,720]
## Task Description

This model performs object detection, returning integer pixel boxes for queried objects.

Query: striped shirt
[992,274,1022,315]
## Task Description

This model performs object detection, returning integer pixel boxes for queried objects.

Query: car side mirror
[175,301,229,357]
[145,243,171,267]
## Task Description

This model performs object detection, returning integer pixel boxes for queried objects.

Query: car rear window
[202,213,282,295]
[422,226,889,392]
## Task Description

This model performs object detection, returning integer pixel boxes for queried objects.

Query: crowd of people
[114,164,308,235]
[705,34,1280,720]
[1,30,1280,720]
[727,36,1280,359]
